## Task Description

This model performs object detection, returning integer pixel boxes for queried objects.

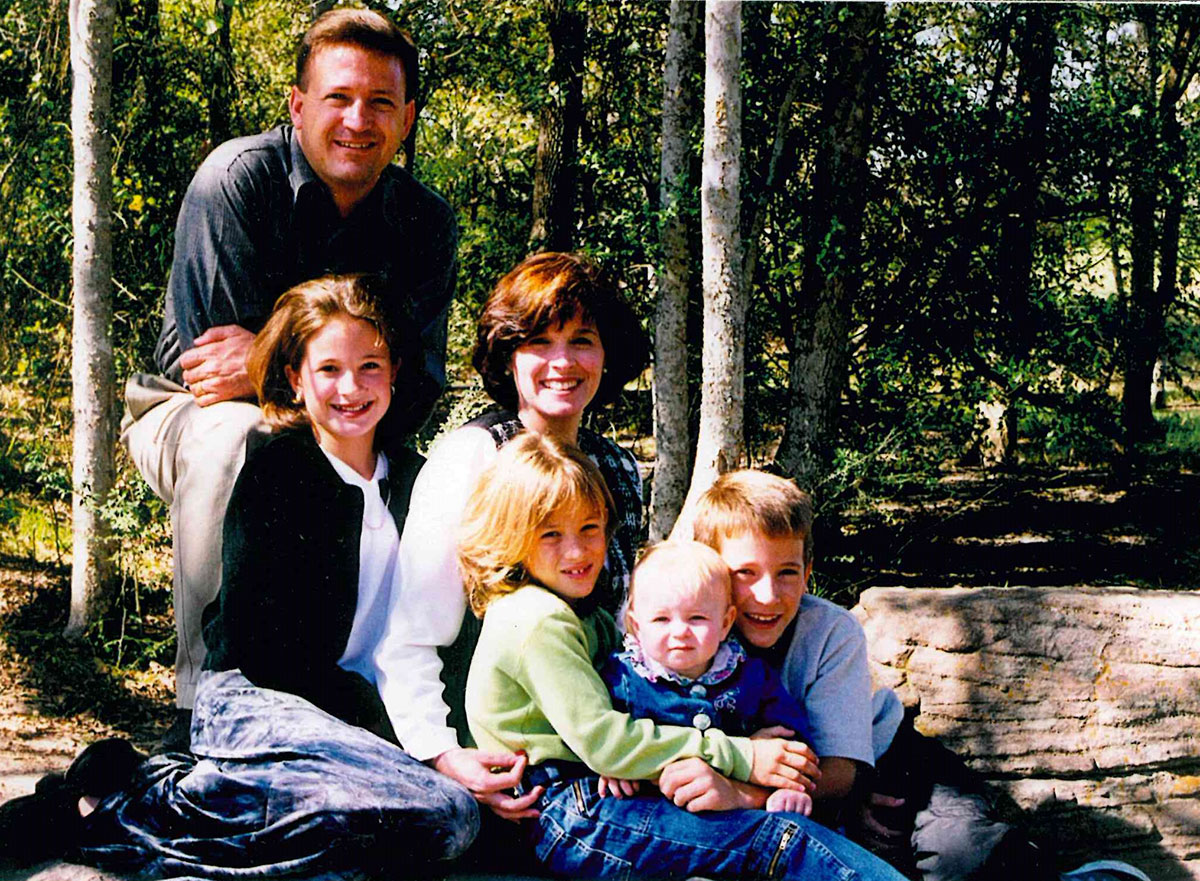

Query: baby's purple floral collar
[620,633,746,686]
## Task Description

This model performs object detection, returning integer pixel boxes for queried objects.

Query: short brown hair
[472,252,649,411]
[248,274,419,431]
[692,470,814,567]
[457,433,616,617]
[296,8,419,102]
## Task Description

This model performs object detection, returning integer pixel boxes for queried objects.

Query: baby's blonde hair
[628,540,732,615]
[457,432,615,617]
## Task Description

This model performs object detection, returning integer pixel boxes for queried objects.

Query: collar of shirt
[285,124,404,227]
[618,634,746,687]
[318,445,390,528]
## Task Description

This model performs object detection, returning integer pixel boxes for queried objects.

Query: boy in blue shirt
[677,470,1146,881]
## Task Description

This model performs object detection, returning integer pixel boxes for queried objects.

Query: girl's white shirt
[318,447,400,685]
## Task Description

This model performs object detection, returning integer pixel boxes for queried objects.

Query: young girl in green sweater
[459,432,905,881]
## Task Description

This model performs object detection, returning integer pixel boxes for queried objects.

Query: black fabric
[201,429,423,740]
[0,772,82,867]
[153,125,457,434]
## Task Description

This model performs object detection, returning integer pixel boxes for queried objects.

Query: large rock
[854,586,1200,881]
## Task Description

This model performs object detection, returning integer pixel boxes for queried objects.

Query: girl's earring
[293,388,303,404]
[390,383,396,395]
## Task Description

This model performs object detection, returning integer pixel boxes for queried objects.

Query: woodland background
[0,1,1198,698]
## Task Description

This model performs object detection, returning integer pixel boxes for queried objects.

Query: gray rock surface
[855,585,1200,881]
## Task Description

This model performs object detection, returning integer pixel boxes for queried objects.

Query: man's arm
[180,325,256,405]
[157,141,278,401]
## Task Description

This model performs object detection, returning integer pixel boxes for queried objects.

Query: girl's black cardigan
[201,428,423,742]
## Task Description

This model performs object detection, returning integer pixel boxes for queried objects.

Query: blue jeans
[532,773,908,881]
[75,670,478,879]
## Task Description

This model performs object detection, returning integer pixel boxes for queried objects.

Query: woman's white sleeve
[373,427,498,761]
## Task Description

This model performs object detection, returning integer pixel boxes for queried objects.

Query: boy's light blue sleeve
[781,595,879,766]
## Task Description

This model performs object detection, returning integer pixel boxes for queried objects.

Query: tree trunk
[67,0,117,635]
[206,0,234,147]
[673,0,743,533]
[649,0,701,542]
[776,2,884,490]
[1124,15,1158,448]
[985,4,1057,466]
[529,0,585,252]
[1122,8,1200,447]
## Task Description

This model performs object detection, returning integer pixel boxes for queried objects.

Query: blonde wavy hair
[457,432,615,617]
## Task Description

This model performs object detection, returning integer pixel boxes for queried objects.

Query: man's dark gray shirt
[154,124,457,433]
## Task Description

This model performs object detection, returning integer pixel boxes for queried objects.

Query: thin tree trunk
[674,0,743,534]
[776,2,884,489]
[206,0,234,147]
[1123,8,1200,447]
[67,0,117,635]
[742,68,803,297]
[529,0,585,252]
[986,4,1057,465]
[1124,16,1158,449]
[649,0,701,541]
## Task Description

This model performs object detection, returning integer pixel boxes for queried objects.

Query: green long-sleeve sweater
[465,585,755,781]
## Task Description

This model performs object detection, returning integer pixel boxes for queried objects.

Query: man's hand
[748,738,821,792]
[766,787,813,816]
[180,324,256,406]
[657,758,768,813]
[597,777,640,798]
[432,748,541,822]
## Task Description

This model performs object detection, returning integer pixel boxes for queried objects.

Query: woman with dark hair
[372,251,649,783]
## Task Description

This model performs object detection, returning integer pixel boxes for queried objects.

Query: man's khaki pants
[121,374,265,708]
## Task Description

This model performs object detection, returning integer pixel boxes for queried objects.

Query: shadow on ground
[821,468,1200,601]
[0,556,171,749]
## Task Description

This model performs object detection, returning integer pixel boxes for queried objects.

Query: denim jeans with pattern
[75,670,478,880]
[531,774,907,881]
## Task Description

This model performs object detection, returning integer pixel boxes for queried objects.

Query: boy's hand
[597,776,640,798]
[766,787,813,816]
[748,738,820,791]
[658,758,768,813]
[432,747,542,822]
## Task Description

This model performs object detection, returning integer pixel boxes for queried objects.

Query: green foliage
[2,0,1200,649]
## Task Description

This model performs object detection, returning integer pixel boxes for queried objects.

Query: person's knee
[913,786,1012,881]
[181,401,265,464]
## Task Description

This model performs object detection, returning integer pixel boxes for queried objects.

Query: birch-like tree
[67,0,117,634]
[649,0,701,541]
[674,0,742,534]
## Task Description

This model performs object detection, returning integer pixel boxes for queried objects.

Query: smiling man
[121,9,456,750]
